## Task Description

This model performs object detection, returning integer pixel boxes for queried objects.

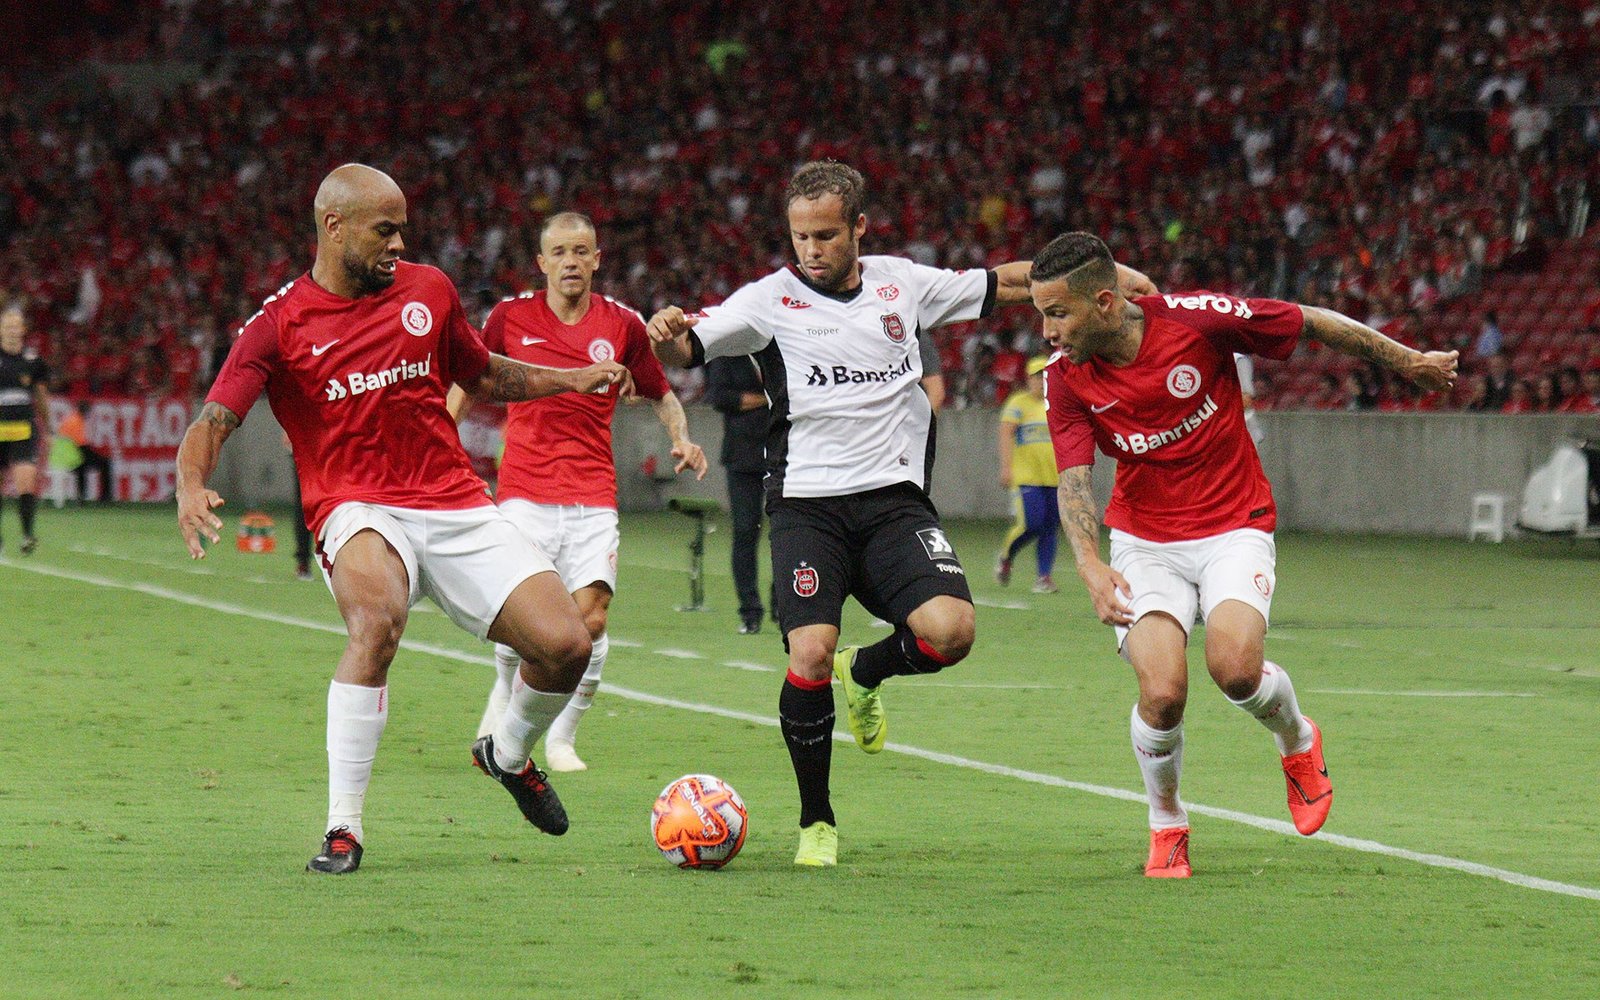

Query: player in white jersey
[648,160,1036,866]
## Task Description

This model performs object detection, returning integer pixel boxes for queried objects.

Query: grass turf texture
[2,505,1597,998]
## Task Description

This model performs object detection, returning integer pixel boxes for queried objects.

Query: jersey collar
[786,262,866,303]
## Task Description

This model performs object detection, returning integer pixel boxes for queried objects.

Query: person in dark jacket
[706,353,769,633]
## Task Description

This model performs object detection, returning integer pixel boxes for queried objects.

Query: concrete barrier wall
[212,400,1600,538]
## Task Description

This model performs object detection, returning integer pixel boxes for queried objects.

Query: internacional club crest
[793,562,819,597]
[588,338,616,363]
[401,301,433,337]
[1166,364,1201,399]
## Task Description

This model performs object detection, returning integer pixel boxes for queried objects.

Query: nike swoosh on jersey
[311,340,339,356]
[1090,400,1120,413]
[521,336,547,346]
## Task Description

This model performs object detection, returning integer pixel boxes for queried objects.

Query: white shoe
[544,740,587,772]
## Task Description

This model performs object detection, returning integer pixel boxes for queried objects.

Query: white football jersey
[691,255,995,498]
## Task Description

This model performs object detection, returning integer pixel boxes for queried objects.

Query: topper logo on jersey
[325,354,433,401]
[401,302,433,337]
[1161,293,1253,320]
[1110,394,1218,455]
[1167,364,1202,399]
[876,284,901,302]
[880,313,907,343]
[781,296,813,310]
[588,339,615,363]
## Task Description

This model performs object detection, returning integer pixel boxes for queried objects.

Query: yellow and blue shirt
[1001,390,1056,486]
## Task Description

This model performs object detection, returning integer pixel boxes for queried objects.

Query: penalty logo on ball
[650,774,748,870]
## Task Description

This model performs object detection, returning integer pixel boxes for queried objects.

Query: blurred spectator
[1558,365,1600,413]
[1501,379,1535,413]
[1482,353,1515,410]
[1472,311,1503,359]
[1531,373,1560,412]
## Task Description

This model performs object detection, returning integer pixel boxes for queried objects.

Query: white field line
[5,558,1597,903]
[720,660,778,672]
[654,648,704,660]
[1309,689,1539,698]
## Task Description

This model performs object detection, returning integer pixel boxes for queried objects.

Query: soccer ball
[650,774,748,870]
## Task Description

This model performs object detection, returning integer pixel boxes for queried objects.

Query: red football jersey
[1045,291,1303,542]
[207,262,492,538]
[483,291,670,508]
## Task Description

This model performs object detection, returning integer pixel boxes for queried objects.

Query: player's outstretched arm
[444,383,472,425]
[991,261,1035,305]
[175,401,238,559]
[1300,305,1458,392]
[646,306,699,367]
[1116,262,1159,297]
[473,354,634,403]
[651,391,708,480]
[1009,260,1157,302]
[1058,464,1133,626]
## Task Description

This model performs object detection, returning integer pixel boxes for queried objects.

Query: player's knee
[345,603,407,662]
[557,623,593,675]
[915,604,975,663]
[1140,682,1188,728]
[582,606,608,641]
[788,633,835,682]
[1206,642,1263,700]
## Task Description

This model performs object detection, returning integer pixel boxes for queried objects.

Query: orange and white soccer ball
[650,774,748,870]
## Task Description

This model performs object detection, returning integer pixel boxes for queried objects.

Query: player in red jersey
[1030,232,1457,877]
[175,164,631,874]
[448,211,707,773]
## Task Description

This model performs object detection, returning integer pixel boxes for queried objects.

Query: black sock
[779,677,835,828]
[851,628,953,689]
[19,493,36,536]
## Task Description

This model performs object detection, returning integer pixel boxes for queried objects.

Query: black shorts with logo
[769,482,972,636]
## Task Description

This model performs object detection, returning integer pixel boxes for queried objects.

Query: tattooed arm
[175,401,240,558]
[466,354,633,403]
[1058,464,1133,626]
[1300,306,1458,391]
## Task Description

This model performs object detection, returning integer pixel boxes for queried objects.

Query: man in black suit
[706,354,769,633]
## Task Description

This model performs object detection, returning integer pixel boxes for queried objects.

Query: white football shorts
[1108,527,1277,652]
[318,501,557,640]
[497,499,620,594]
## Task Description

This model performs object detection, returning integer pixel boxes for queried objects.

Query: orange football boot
[1145,826,1192,878]
[1282,718,1332,835]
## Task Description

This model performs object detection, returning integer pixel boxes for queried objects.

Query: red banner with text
[46,395,193,502]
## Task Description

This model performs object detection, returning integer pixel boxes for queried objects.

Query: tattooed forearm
[176,402,239,492]
[1302,306,1413,371]
[1057,465,1102,566]
[197,401,241,433]
[486,355,531,401]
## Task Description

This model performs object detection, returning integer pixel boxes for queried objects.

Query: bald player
[177,164,632,874]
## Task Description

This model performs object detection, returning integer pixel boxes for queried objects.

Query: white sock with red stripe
[477,644,520,739]
[545,633,607,750]
[326,681,388,843]
[1229,660,1314,756]
[1130,704,1187,829]
[493,671,570,773]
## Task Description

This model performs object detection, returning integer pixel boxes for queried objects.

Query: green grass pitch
[2,504,1597,997]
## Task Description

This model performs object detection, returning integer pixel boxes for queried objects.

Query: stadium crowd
[2,0,1598,411]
